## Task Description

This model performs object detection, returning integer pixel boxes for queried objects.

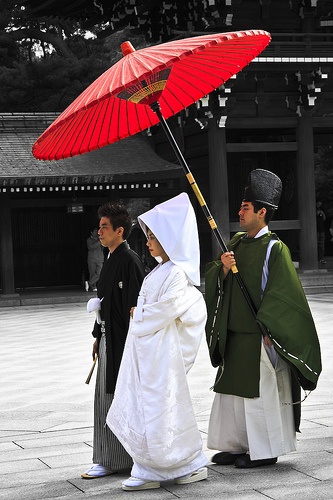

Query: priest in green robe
[205,169,322,469]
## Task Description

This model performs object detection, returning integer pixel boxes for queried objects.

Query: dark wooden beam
[0,194,16,295]
[226,117,298,128]
[208,115,230,257]
[226,142,298,152]
[297,114,318,270]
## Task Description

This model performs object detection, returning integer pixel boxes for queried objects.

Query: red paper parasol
[33,30,271,321]
[33,30,270,160]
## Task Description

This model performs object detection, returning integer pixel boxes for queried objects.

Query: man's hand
[92,338,99,360]
[221,251,236,276]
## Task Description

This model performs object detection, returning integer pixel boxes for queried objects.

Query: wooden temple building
[1,0,333,295]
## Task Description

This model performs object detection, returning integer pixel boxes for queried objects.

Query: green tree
[0,1,112,111]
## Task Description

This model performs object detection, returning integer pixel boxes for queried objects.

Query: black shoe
[212,452,247,465]
[234,455,277,468]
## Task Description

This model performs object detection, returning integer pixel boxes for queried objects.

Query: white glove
[87,297,103,324]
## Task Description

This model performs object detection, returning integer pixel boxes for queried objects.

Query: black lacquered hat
[243,169,282,210]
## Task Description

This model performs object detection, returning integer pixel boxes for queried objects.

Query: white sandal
[81,464,115,479]
[121,476,160,491]
[174,467,208,485]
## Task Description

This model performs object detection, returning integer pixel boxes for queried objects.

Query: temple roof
[0,113,180,187]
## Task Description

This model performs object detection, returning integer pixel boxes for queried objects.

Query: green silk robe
[205,232,322,429]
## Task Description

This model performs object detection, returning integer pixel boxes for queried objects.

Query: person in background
[107,193,208,491]
[86,228,105,291]
[205,169,321,469]
[82,201,145,479]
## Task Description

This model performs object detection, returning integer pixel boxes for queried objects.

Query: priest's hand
[221,251,235,276]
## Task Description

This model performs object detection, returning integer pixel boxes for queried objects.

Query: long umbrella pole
[151,102,265,327]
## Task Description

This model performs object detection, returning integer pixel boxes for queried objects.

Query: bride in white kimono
[106,193,208,491]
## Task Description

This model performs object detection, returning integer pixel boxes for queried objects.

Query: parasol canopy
[32,30,270,160]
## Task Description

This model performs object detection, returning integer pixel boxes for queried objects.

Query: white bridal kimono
[106,259,207,481]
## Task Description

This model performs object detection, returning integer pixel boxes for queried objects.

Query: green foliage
[0,2,113,111]
[0,2,150,112]
[0,0,149,112]
[0,51,110,111]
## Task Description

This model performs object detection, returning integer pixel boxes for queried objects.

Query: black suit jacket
[92,241,145,393]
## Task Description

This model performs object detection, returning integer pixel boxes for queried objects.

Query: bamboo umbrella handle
[85,356,98,384]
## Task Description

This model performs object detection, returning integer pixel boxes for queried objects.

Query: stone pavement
[0,294,332,500]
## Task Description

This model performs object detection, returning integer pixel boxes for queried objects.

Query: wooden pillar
[296,114,317,270]
[0,193,16,295]
[208,114,230,258]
